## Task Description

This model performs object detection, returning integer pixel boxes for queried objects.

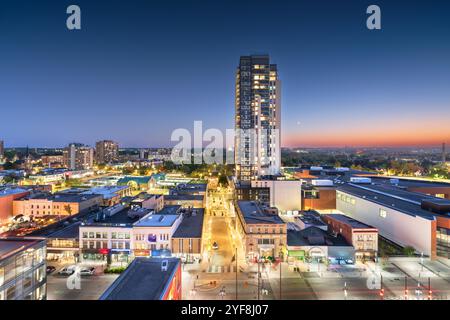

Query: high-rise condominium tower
[234,55,281,182]
[96,140,119,164]
[0,140,4,159]
[63,143,94,170]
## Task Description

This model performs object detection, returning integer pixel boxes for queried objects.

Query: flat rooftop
[100,257,180,300]
[84,208,140,227]
[0,187,29,197]
[337,183,437,220]
[134,214,180,228]
[82,186,129,199]
[164,194,204,201]
[323,214,376,229]
[158,205,181,215]
[172,209,204,238]
[0,238,45,261]
[237,201,285,225]
[19,192,101,203]
[363,176,450,189]
[287,227,351,247]
[298,211,327,227]
[31,221,82,238]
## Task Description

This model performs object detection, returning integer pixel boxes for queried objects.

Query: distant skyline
[1,0,449,148]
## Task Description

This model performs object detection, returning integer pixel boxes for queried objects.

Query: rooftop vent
[421,199,450,214]
[161,259,168,272]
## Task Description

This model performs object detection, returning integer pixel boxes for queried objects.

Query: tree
[218,175,228,187]
[403,246,416,257]
[64,205,73,216]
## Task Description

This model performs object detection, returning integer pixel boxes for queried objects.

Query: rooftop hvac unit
[350,177,372,184]
[421,199,450,214]
[311,179,333,186]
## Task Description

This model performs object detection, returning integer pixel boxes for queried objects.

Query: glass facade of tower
[0,239,47,300]
[235,55,281,182]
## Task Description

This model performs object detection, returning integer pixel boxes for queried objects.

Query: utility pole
[279,260,282,300]
[428,277,432,300]
[257,260,260,300]
[380,275,384,300]
[235,247,238,300]
[404,276,408,300]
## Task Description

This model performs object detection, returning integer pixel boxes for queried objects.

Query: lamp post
[235,247,238,300]
[279,259,282,300]
[404,276,408,300]
[219,286,226,300]
[343,281,348,300]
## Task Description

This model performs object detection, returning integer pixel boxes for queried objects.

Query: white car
[80,267,96,276]
[58,266,76,276]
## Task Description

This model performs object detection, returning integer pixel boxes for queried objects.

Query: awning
[288,250,305,257]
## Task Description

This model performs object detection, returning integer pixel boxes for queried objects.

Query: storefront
[110,249,132,264]
[288,250,305,261]
[46,239,80,264]
[81,248,109,264]
[133,249,150,257]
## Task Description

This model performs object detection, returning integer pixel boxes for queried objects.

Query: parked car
[212,242,219,250]
[80,267,96,276]
[46,266,56,274]
[58,265,76,276]
[345,259,354,265]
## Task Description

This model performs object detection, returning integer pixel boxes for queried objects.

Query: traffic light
[404,289,408,300]
[379,288,385,299]
[428,289,432,300]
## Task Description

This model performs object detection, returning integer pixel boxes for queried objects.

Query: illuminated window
[379,209,387,218]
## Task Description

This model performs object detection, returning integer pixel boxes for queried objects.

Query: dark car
[46,266,56,274]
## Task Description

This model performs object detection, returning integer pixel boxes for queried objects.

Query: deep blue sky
[1,0,449,148]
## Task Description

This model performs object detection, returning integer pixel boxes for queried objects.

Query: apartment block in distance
[95,140,119,164]
[63,143,94,170]
[0,238,47,300]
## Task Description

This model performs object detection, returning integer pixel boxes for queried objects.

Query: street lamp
[190,287,197,299]
[219,286,226,300]
[343,282,348,300]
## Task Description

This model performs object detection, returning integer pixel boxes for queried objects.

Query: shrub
[104,267,126,274]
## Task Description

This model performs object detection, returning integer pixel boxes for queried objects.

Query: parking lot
[46,264,119,300]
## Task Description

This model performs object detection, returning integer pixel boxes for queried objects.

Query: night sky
[1,0,449,148]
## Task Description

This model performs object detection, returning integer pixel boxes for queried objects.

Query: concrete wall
[336,190,434,256]
[252,180,302,212]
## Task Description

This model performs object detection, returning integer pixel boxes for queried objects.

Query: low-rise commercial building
[13,193,103,218]
[164,194,205,208]
[287,226,354,264]
[133,213,183,256]
[131,193,164,211]
[301,182,337,211]
[234,201,287,261]
[0,237,47,300]
[99,257,182,300]
[322,214,378,261]
[171,208,204,263]
[0,187,30,222]
[336,182,450,259]
[81,186,132,207]
[79,208,135,265]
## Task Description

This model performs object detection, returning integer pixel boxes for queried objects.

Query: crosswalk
[207,265,238,273]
